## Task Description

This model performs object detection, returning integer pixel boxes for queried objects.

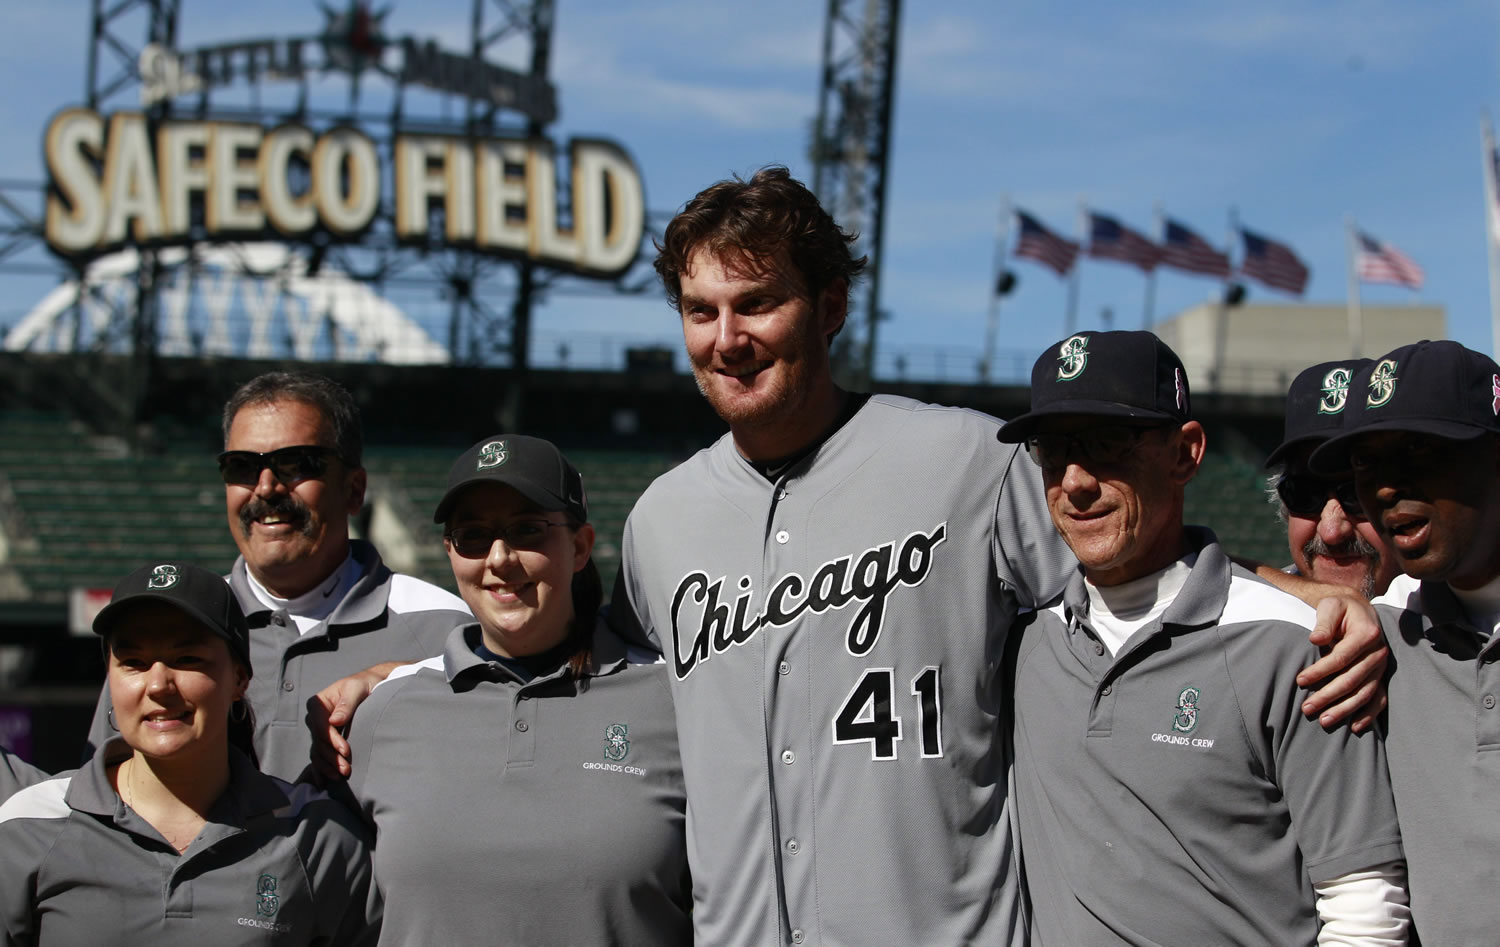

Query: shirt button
[271,614,286,626]
[776,529,790,544]
[1485,695,1497,710]
[1093,642,1105,656]
[778,661,791,676]
[515,720,529,732]
[791,930,805,944]
[282,680,295,692]
[781,749,795,765]
[786,838,800,855]
[1101,685,1112,696]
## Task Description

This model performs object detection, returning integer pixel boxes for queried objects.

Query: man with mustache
[1266,360,1400,600]
[85,372,470,780]
[1311,340,1500,944]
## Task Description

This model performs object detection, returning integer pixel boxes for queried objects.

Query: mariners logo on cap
[603,723,630,762]
[147,564,179,589]
[1056,335,1089,381]
[1366,358,1399,408]
[476,440,508,470]
[1318,367,1355,415]
[1171,685,1200,734]
[256,874,279,918]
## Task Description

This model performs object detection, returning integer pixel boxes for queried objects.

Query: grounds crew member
[343,436,689,945]
[1266,359,1400,599]
[86,371,470,780]
[0,562,379,945]
[1002,330,1409,945]
[1312,339,1500,945]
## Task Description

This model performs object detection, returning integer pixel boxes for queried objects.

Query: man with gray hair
[85,371,470,780]
[1265,359,1399,599]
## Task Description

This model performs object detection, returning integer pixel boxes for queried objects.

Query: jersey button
[778,661,791,676]
[515,720,529,732]
[1101,685,1112,696]
[791,930,805,944]
[786,838,800,854]
[271,614,286,626]
[282,680,295,692]
[1485,695,1497,710]
[1093,642,1105,656]
[775,529,790,544]
[781,749,795,764]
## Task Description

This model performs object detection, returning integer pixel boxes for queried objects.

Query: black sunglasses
[217,446,344,486]
[445,520,569,559]
[1276,475,1363,519]
[1024,425,1165,469]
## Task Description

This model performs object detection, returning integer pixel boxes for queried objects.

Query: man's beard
[1302,533,1382,599]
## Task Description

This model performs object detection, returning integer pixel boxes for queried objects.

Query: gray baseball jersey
[85,540,471,781]
[0,739,379,945]
[0,749,45,804]
[1373,579,1500,944]
[344,618,690,947]
[1012,529,1404,945]
[614,394,1074,947]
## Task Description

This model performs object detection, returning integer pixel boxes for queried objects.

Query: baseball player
[607,167,1393,946]
[1310,339,1500,944]
[0,749,44,803]
[83,371,471,781]
[0,562,379,945]
[1001,331,1408,945]
[342,436,689,946]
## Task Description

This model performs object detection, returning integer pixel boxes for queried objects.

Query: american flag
[1014,210,1080,277]
[1239,227,1309,296]
[1355,231,1424,290]
[1087,212,1163,272]
[1160,218,1230,278]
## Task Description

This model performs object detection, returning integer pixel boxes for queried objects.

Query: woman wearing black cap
[0,562,381,945]
[342,435,690,946]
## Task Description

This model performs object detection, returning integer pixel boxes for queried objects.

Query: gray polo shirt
[87,540,471,781]
[0,749,44,803]
[0,739,379,945]
[1012,528,1404,946]
[1374,579,1500,944]
[345,617,690,947]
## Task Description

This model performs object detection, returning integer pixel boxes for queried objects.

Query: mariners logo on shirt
[603,723,630,761]
[147,564,179,589]
[1366,359,1399,409]
[1318,367,1355,415]
[477,440,508,469]
[1171,686,1200,733]
[1056,335,1089,381]
[255,874,280,917]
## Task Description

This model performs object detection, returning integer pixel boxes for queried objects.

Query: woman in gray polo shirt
[344,436,691,946]
[0,562,380,945]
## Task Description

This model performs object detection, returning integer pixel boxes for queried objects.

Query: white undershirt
[244,553,360,635]
[1083,554,1196,656]
[1450,572,1500,642]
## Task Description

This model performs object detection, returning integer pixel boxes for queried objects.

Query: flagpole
[1482,113,1500,357]
[981,196,1012,383]
[1345,216,1364,357]
[1214,207,1237,392]
[1143,200,1162,330]
[1065,198,1084,335]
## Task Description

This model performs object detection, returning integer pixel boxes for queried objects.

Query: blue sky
[2,1,1496,383]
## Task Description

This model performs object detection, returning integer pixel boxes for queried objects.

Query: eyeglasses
[217,446,344,486]
[1276,475,1364,518]
[1024,426,1165,470]
[445,520,568,558]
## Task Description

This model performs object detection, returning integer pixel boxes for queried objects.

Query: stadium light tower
[809,0,902,387]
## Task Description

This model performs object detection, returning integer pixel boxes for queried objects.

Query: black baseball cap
[93,562,252,672]
[432,435,588,524]
[1310,340,1500,473]
[1264,358,1372,468]
[998,330,1191,443]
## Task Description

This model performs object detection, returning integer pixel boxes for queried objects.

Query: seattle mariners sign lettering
[669,523,948,680]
